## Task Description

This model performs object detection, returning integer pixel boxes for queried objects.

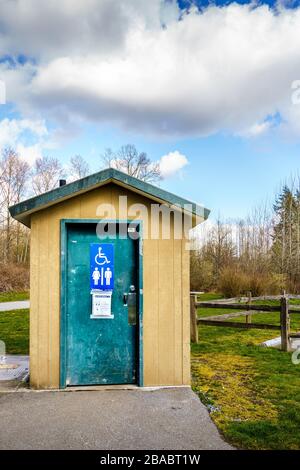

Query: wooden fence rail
[190,293,294,352]
[196,302,280,311]
[197,319,281,330]
[196,302,300,314]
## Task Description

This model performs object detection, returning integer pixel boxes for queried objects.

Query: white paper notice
[91,291,113,318]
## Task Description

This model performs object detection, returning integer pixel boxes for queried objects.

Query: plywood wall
[30,183,191,388]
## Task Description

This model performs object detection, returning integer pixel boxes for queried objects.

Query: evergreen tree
[272,185,300,288]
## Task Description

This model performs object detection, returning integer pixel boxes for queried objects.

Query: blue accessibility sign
[90,243,114,290]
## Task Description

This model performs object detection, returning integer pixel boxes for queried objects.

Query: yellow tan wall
[30,183,191,388]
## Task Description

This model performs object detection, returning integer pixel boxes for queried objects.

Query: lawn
[248,298,300,307]
[0,309,29,355]
[191,294,300,450]
[0,291,29,303]
[195,292,224,302]
[1,293,300,449]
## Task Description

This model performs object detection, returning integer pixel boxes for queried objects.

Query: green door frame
[60,219,144,388]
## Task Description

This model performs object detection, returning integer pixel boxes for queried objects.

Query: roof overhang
[9,168,210,228]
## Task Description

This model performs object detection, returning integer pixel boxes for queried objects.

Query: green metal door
[65,222,138,386]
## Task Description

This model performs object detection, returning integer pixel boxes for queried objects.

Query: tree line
[0,149,91,267]
[191,180,300,296]
[2,143,299,297]
[0,144,160,272]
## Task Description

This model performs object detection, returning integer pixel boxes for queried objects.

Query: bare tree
[190,207,277,296]
[0,148,30,262]
[101,144,161,183]
[69,155,90,181]
[205,219,236,282]
[32,156,65,195]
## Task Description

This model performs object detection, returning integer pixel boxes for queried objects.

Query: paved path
[0,388,233,450]
[0,300,29,312]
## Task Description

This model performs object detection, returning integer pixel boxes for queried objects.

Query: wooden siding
[30,183,193,388]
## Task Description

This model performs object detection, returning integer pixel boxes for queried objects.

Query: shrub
[218,266,248,298]
[190,255,214,292]
[0,263,29,293]
[248,273,271,297]
[218,268,287,298]
[254,273,286,296]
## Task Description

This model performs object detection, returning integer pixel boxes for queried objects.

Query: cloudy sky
[1,0,300,219]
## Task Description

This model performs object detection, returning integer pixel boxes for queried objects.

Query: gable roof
[9,167,210,227]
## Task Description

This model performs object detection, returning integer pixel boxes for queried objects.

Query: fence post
[190,294,199,344]
[246,291,252,324]
[280,294,291,352]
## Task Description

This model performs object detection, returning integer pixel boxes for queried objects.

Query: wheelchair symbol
[95,247,111,266]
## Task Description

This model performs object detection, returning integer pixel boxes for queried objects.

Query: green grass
[192,294,300,450]
[239,298,300,307]
[0,309,29,355]
[0,291,29,303]
[195,292,224,301]
[1,290,299,448]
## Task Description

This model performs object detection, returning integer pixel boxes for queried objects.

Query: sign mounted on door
[90,243,114,290]
[90,291,113,319]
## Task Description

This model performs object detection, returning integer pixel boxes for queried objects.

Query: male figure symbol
[104,267,112,286]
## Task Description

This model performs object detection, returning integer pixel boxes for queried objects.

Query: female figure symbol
[92,267,101,286]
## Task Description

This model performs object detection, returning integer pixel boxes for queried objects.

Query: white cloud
[0,119,22,147]
[1,2,300,138]
[0,79,5,104]
[16,143,43,165]
[238,120,272,138]
[0,118,47,143]
[159,150,189,178]
[0,117,49,164]
[0,0,178,60]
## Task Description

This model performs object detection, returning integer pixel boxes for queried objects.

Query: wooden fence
[190,293,300,352]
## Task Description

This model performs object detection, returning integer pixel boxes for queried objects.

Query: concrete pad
[0,355,29,391]
[261,336,300,351]
[0,388,233,450]
[0,355,29,381]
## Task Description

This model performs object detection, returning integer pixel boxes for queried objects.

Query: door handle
[127,285,137,325]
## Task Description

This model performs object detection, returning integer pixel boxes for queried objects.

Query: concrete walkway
[0,300,29,311]
[0,388,233,450]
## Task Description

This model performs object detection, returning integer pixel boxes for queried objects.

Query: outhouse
[9,168,209,389]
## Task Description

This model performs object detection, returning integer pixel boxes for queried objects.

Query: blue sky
[1,0,300,221]
[38,127,300,219]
